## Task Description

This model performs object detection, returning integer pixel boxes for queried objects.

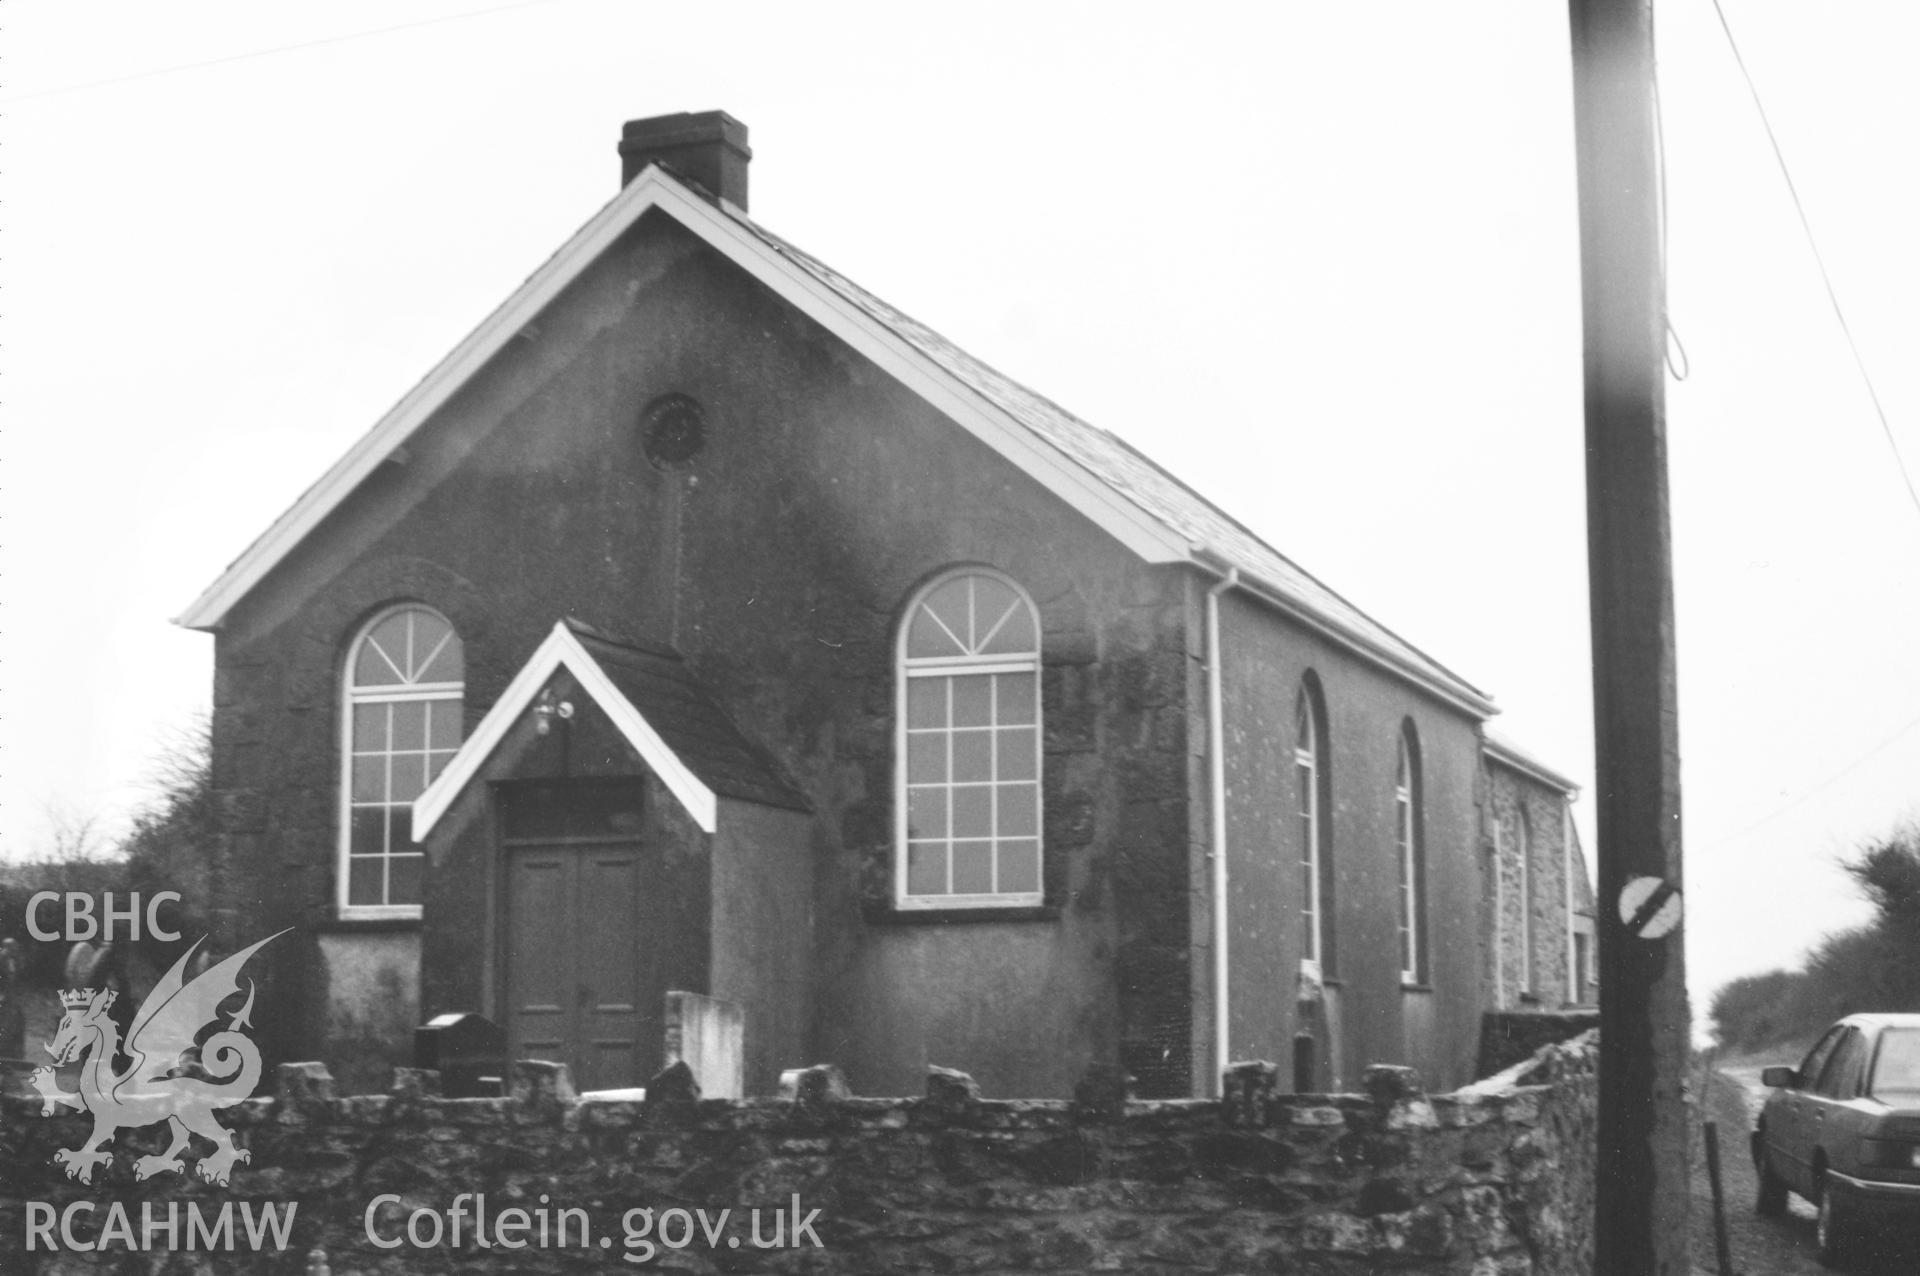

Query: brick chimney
[618,111,750,210]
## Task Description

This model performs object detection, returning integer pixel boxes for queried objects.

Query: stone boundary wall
[1,1033,1597,1275]
[1479,1010,1602,1078]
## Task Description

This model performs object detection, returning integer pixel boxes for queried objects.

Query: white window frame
[894,568,1044,910]
[1518,807,1534,996]
[337,604,462,921]
[1294,686,1324,969]
[1395,729,1422,985]
[1491,821,1508,1006]
[1564,801,1579,1004]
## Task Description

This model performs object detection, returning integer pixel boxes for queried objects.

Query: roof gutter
[1189,547,1497,721]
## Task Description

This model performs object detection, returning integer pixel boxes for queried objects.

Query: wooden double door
[500,782,658,1092]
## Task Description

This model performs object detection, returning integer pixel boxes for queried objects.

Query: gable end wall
[208,212,1199,1097]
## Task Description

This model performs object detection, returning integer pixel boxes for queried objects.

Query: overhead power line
[1707,0,1920,525]
[1705,708,1920,851]
[1,0,569,105]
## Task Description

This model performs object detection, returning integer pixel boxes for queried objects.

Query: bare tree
[39,799,111,863]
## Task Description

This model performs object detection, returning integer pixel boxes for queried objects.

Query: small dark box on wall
[414,1012,506,1097]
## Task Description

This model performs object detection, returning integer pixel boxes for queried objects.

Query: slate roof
[726,213,1489,710]
[1484,729,1579,795]
[565,622,809,813]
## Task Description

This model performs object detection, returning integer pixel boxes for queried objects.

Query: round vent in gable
[640,393,706,469]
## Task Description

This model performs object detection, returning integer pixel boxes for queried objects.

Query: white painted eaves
[412,621,717,838]
[174,167,1185,631]
[174,164,1495,721]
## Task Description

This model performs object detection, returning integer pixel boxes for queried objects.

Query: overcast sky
[3,1,1915,1023]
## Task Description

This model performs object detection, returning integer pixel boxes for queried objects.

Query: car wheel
[1816,1182,1854,1270]
[1754,1147,1789,1217]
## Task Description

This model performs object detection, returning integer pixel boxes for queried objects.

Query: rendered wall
[1213,590,1489,1093]
[208,211,1193,1097]
[710,797,812,1096]
[314,931,419,1096]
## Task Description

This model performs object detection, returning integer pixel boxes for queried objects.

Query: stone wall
[1479,1011,1602,1078]
[1482,761,1583,1014]
[2,1033,1597,1275]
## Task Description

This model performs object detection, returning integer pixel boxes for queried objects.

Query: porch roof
[412,620,806,840]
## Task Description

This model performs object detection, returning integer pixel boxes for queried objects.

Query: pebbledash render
[178,111,1592,1100]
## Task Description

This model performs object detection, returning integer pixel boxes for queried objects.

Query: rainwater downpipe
[1205,567,1239,1096]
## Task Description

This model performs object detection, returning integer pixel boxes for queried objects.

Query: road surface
[1693,1064,1918,1275]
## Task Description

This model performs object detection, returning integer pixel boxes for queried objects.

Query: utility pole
[1566,1,1691,1273]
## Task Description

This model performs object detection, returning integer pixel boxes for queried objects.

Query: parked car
[1753,1013,1920,1268]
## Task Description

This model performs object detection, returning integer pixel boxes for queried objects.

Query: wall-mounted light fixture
[533,689,575,736]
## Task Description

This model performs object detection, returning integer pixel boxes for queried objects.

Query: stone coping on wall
[1,1034,1600,1274]
[3,1041,1593,1133]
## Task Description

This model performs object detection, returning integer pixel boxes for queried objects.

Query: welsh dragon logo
[32,931,286,1186]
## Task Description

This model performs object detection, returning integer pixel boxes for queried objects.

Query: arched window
[897,569,1042,908]
[1294,678,1331,969]
[1517,806,1534,995]
[1491,821,1507,1004]
[1395,724,1424,985]
[340,605,464,917]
